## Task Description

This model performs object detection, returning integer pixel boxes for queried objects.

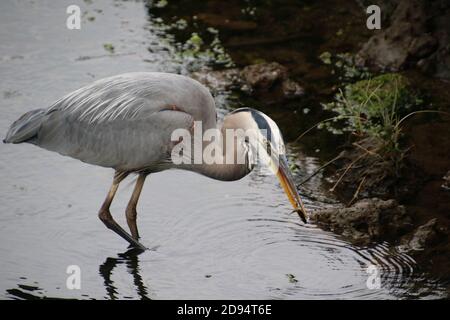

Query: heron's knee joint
[98,210,112,222]
[126,206,137,220]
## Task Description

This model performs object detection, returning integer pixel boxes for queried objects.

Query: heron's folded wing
[38,106,195,171]
[34,73,217,170]
[36,76,198,169]
[46,74,175,124]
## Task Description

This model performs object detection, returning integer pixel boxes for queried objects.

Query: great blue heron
[4,72,307,250]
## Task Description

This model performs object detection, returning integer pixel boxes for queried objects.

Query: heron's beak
[275,155,308,223]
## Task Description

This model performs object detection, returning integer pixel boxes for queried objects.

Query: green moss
[319,52,371,81]
[286,274,298,283]
[174,32,234,71]
[320,73,423,163]
[103,43,115,54]
[322,73,421,136]
[344,73,418,117]
[155,0,168,8]
[319,51,332,65]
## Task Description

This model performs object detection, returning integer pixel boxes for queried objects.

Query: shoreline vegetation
[147,0,450,288]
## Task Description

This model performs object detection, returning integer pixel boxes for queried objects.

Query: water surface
[0,0,446,299]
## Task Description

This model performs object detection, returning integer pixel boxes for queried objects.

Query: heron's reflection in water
[99,247,150,300]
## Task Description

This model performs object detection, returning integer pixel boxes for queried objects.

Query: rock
[423,10,450,79]
[192,62,305,101]
[409,35,438,60]
[396,217,450,282]
[442,171,450,191]
[356,1,450,79]
[357,1,431,71]
[191,68,242,92]
[240,62,288,90]
[281,78,305,99]
[398,218,448,252]
[310,198,413,245]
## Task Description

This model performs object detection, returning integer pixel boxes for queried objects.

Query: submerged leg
[126,174,147,240]
[98,171,147,250]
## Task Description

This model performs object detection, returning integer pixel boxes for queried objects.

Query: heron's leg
[98,171,147,250]
[126,173,147,240]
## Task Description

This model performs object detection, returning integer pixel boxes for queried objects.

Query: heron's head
[223,107,307,223]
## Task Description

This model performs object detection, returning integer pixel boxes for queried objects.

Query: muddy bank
[311,197,449,283]
[310,198,413,246]
[149,0,450,285]
[315,92,450,281]
[316,89,450,281]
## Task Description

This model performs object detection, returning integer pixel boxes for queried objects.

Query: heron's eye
[244,136,250,144]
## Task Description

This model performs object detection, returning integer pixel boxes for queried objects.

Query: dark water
[0,0,446,299]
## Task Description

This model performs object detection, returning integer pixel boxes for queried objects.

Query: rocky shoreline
[195,61,449,287]
[153,0,450,288]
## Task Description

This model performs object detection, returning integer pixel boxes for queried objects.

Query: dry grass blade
[329,151,369,192]
[297,153,343,187]
[348,175,366,206]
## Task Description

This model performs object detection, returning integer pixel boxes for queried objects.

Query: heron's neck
[179,124,252,181]
[195,159,251,181]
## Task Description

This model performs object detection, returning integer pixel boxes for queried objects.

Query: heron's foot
[99,210,147,250]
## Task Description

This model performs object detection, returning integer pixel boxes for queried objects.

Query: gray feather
[5,72,216,171]
[4,108,45,144]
